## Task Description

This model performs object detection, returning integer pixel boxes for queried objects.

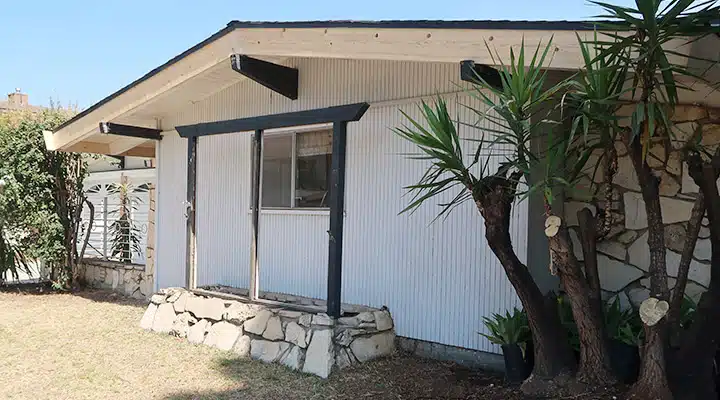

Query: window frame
[254,123,333,212]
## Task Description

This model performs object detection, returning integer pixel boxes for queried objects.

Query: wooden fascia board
[49,31,241,151]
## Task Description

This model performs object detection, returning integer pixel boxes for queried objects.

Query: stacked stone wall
[140,288,395,378]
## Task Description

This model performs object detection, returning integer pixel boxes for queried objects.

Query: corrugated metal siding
[195,133,253,287]
[155,131,187,289]
[259,212,329,299]
[158,58,527,352]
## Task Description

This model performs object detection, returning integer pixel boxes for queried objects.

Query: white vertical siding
[158,58,527,353]
[155,131,187,289]
[259,212,329,299]
[195,133,253,287]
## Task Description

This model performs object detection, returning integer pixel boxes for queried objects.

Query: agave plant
[480,307,532,346]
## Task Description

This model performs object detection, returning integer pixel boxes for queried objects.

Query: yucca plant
[107,182,144,264]
[590,1,720,398]
[395,40,590,394]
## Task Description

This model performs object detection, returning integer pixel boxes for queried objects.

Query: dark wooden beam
[249,129,262,300]
[460,60,504,90]
[185,136,198,289]
[176,103,370,138]
[231,54,299,100]
[99,122,162,141]
[326,121,348,318]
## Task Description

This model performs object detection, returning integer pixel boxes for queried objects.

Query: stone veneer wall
[139,288,396,378]
[82,259,153,300]
[565,104,720,308]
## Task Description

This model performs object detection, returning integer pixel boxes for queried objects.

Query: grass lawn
[0,287,515,400]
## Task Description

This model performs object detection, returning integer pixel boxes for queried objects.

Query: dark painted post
[327,121,348,317]
[249,129,263,300]
[185,136,198,289]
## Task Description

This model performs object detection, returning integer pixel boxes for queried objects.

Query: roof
[55,19,604,132]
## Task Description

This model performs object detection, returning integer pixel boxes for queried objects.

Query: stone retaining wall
[140,288,395,378]
[82,260,153,299]
[565,104,720,308]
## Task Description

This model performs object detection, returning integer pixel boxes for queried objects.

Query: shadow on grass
[0,282,147,309]
[71,287,147,308]
[162,356,328,400]
[0,281,54,295]
[161,353,506,400]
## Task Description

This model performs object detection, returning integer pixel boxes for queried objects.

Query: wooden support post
[327,121,348,318]
[249,129,263,300]
[185,136,198,289]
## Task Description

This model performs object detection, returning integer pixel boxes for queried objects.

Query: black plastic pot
[502,343,529,384]
[609,339,640,383]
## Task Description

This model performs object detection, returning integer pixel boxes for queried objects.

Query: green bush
[0,108,86,286]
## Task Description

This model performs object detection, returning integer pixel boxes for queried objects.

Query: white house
[43,20,720,368]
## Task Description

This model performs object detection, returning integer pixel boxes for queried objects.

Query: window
[258,129,332,209]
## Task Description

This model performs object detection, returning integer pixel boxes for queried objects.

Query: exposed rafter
[230,54,299,100]
[460,60,504,90]
[99,122,162,141]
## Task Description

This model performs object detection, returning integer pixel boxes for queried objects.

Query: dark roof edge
[228,19,609,31]
[56,19,609,134]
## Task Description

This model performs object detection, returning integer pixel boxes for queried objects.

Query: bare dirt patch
[0,288,619,399]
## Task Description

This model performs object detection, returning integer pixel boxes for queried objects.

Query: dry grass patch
[1,287,533,400]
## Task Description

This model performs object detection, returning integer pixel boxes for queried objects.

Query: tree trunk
[666,193,705,341]
[548,222,616,387]
[626,138,673,400]
[577,209,603,315]
[670,154,720,400]
[474,173,576,396]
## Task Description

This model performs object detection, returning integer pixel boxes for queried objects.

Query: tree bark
[474,172,576,396]
[577,209,603,314]
[670,154,720,400]
[666,193,705,340]
[626,138,673,400]
[548,222,616,387]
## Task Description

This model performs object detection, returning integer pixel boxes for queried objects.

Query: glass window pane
[295,130,332,208]
[261,134,292,208]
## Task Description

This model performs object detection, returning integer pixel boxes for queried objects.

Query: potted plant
[603,298,642,383]
[558,295,643,383]
[480,307,532,383]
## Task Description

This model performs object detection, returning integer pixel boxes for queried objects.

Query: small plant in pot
[604,297,643,383]
[480,307,532,384]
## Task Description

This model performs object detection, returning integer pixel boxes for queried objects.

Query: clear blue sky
[0,0,633,109]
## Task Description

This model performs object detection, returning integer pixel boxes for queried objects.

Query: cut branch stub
[639,297,670,326]
[544,215,562,237]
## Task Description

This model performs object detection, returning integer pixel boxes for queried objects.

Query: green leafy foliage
[0,109,87,286]
[480,307,531,345]
[558,295,644,349]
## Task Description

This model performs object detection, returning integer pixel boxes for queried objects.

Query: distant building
[0,89,43,113]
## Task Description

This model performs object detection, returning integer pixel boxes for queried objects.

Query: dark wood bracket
[460,60,504,90]
[99,122,162,141]
[231,54,299,100]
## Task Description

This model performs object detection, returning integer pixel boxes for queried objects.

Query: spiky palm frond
[393,99,482,219]
[591,0,720,155]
